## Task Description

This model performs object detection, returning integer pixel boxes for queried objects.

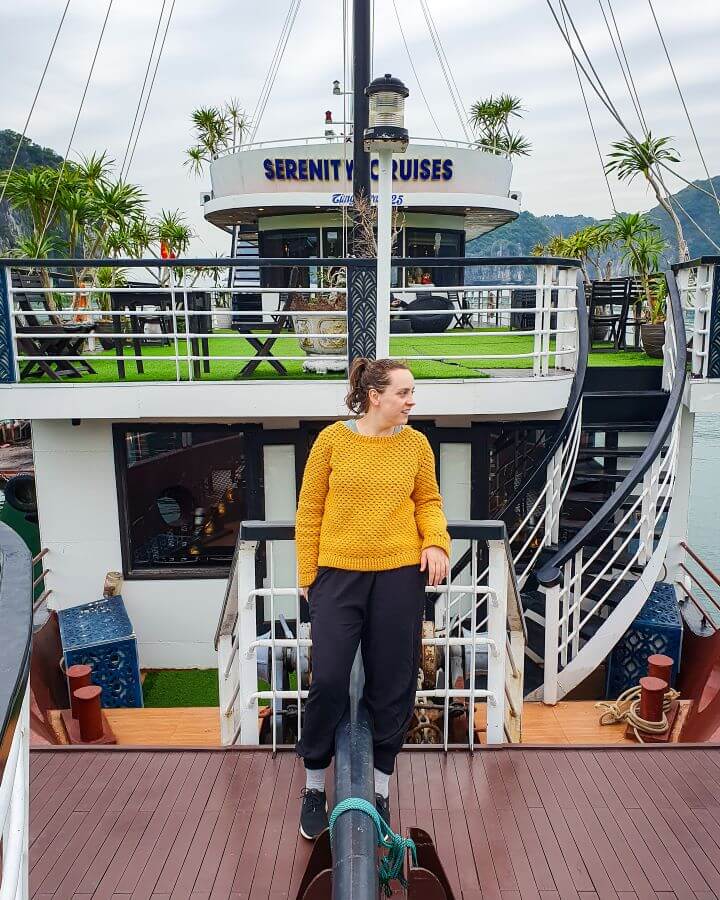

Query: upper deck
[0,256,593,422]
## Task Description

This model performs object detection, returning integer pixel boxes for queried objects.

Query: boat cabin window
[405,228,464,288]
[114,425,253,577]
[259,229,320,289]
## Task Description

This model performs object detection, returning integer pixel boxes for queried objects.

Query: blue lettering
[419,159,431,180]
[391,159,398,178]
[263,158,275,180]
[370,159,379,180]
[323,159,330,179]
[431,159,442,180]
[330,159,341,179]
[275,158,285,179]
[398,159,412,181]
[345,159,354,179]
[298,159,308,180]
[412,159,419,179]
[285,159,297,179]
[309,159,322,180]
[442,159,453,180]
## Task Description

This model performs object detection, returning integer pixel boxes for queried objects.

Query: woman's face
[369,368,416,423]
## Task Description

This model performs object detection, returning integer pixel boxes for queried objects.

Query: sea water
[689,414,720,576]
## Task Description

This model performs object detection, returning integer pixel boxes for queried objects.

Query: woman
[294,357,451,839]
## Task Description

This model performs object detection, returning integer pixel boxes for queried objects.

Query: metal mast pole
[352,0,371,236]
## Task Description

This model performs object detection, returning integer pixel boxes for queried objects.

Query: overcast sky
[3,0,719,254]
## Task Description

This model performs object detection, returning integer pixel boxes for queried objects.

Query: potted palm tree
[640,275,667,358]
[609,213,667,357]
[469,94,532,158]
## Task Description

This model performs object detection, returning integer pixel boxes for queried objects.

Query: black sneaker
[375,793,390,825]
[299,788,328,840]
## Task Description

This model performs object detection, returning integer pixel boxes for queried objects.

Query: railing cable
[124,0,177,178]
[37,0,115,249]
[119,0,168,180]
[392,0,443,139]
[646,0,720,211]
[0,0,72,208]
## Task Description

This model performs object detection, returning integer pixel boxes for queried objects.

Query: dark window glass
[405,228,464,287]
[259,229,320,289]
[119,427,248,573]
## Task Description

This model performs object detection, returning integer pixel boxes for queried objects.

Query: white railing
[389,264,580,376]
[6,261,582,383]
[535,273,685,703]
[439,398,583,645]
[674,259,716,378]
[0,689,29,900]
[215,523,524,749]
[212,135,479,157]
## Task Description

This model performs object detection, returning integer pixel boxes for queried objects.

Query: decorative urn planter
[290,294,347,374]
[641,323,665,359]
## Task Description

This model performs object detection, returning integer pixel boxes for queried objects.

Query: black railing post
[332,650,378,899]
[347,262,377,362]
[707,264,720,379]
[0,266,16,384]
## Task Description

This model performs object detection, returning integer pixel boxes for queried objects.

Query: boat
[2,1,720,896]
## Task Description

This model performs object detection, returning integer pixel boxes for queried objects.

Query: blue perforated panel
[605,582,682,699]
[58,596,143,708]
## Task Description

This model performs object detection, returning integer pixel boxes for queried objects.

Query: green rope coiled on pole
[328,797,418,897]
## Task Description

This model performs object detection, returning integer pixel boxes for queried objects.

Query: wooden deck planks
[29,746,720,899]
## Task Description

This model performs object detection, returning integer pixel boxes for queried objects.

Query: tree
[605,133,688,261]
[184,100,251,177]
[469,94,532,158]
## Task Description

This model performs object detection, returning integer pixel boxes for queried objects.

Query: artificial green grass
[19,327,661,384]
[142,668,219,707]
[140,668,296,708]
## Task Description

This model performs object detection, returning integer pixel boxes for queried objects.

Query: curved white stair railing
[530,270,686,703]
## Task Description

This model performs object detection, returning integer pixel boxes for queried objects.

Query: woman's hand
[420,546,450,586]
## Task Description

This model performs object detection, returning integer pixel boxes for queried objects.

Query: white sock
[305,766,328,792]
[374,768,390,798]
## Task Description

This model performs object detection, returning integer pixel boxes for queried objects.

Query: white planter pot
[293,313,347,373]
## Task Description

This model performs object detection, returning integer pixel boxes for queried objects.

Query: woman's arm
[412,437,451,558]
[295,429,333,587]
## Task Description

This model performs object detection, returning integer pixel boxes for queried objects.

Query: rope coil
[596,685,680,743]
[328,797,417,896]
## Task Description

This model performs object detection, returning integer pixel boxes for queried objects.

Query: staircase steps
[578,446,659,459]
[582,421,658,432]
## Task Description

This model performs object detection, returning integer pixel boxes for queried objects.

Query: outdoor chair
[588,278,632,351]
[236,291,295,377]
[13,273,96,381]
[111,288,212,380]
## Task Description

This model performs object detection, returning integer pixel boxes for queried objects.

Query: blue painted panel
[0,267,16,383]
[58,595,143,708]
[605,581,682,699]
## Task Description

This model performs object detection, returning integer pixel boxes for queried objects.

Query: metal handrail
[537,269,687,586]
[680,541,720,590]
[0,523,32,900]
[676,580,720,631]
[2,255,583,269]
[449,272,589,584]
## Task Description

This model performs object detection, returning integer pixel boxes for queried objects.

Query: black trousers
[295,564,426,775]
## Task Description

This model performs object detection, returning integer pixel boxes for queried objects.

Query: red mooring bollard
[74,685,103,742]
[647,653,673,684]
[67,664,92,719]
[639,676,668,723]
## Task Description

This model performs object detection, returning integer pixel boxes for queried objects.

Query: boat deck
[30,745,720,899]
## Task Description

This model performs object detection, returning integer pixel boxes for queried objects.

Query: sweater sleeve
[295,428,333,587]
[412,436,451,557]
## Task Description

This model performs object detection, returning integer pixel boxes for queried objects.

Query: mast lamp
[363,73,409,153]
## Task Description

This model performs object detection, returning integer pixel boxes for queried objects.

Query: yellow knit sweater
[295,421,451,587]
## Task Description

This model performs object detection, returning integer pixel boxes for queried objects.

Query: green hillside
[0,130,64,250]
